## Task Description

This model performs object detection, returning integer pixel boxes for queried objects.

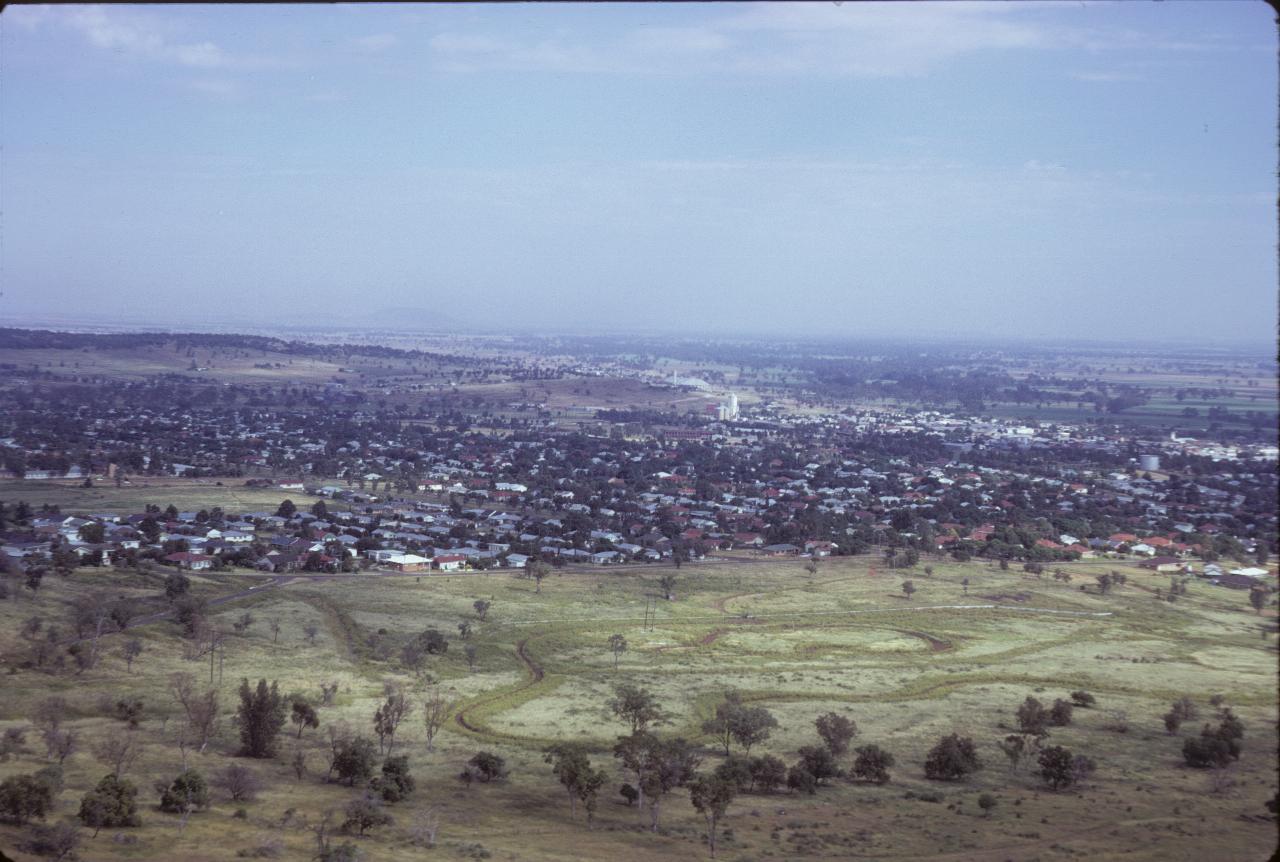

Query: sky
[1,2,1276,343]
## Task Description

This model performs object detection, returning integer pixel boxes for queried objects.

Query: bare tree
[170,672,220,753]
[268,617,282,644]
[421,686,456,753]
[373,683,412,755]
[320,681,340,706]
[92,730,141,778]
[121,638,143,672]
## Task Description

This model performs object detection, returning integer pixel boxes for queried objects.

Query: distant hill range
[358,306,470,331]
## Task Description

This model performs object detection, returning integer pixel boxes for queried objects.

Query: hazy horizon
[2,2,1276,343]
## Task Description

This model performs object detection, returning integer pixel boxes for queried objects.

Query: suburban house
[164,551,215,571]
[384,553,431,573]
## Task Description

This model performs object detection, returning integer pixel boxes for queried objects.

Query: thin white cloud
[351,33,399,53]
[33,5,280,72]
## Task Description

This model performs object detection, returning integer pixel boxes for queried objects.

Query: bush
[924,734,982,781]
[0,772,55,824]
[371,756,415,803]
[159,769,210,814]
[786,765,817,795]
[18,822,80,860]
[749,755,788,794]
[332,737,378,786]
[1049,699,1074,727]
[466,751,508,783]
[797,745,842,783]
[1070,690,1096,708]
[852,744,896,784]
[220,764,263,803]
[713,755,754,792]
[79,774,140,834]
[342,794,392,836]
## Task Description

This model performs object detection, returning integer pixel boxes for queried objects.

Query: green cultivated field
[0,557,1275,861]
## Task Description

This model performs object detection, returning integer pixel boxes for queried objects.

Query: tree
[473,599,491,621]
[797,745,842,784]
[422,686,455,753]
[1163,697,1198,735]
[0,772,54,824]
[1016,696,1050,737]
[342,793,392,836]
[269,617,282,643]
[331,736,378,786]
[902,580,917,599]
[852,744,896,784]
[997,734,1030,772]
[292,700,320,739]
[659,573,677,600]
[639,737,700,832]
[276,499,297,519]
[814,711,858,757]
[608,633,628,670]
[373,685,412,754]
[978,793,998,817]
[961,577,970,594]
[609,684,664,734]
[78,774,140,835]
[164,572,191,601]
[924,734,983,781]
[545,743,605,823]
[729,705,777,754]
[1249,585,1269,614]
[121,637,144,672]
[371,755,415,803]
[457,620,472,640]
[303,623,321,645]
[527,560,549,594]
[1095,573,1112,595]
[170,672,220,753]
[688,774,736,858]
[464,642,478,672]
[158,769,209,814]
[219,764,262,802]
[310,499,329,519]
[236,678,286,758]
[1038,746,1093,791]
[91,732,141,779]
[1049,699,1074,727]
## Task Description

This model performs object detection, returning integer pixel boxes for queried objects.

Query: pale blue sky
[1,2,1275,342]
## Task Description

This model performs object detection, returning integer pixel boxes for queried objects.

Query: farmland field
[1,555,1274,861]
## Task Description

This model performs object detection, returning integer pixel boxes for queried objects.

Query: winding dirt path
[454,637,544,734]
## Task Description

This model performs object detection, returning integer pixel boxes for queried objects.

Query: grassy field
[0,478,320,515]
[0,556,1275,861]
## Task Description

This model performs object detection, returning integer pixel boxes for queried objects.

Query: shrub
[924,734,982,781]
[466,751,508,783]
[1070,691,1096,708]
[0,772,55,824]
[1049,699,1074,727]
[220,764,263,803]
[852,744,896,784]
[159,769,210,814]
[786,765,817,795]
[79,774,140,834]
[371,756,415,803]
